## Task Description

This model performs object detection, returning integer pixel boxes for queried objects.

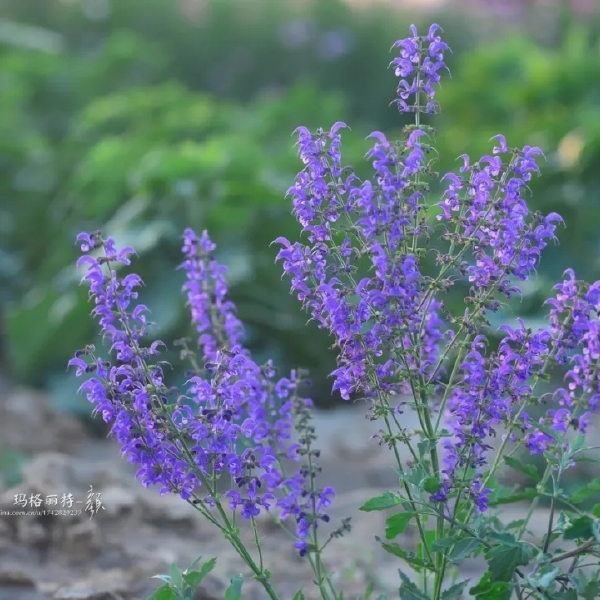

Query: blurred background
[2,1,600,596]
[1,0,600,421]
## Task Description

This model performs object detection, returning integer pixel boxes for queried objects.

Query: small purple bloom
[72,230,336,556]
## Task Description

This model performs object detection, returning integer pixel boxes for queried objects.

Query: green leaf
[505,519,526,530]
[404,467,427,487]
[398,570,429,600]
[564,515,595,540]
[503,456,539,481]
[182,557,217,589]
[448,537,482,562]
[147,585,178,600]
[169,563,183,589]
[592,504,600,518]
[441,580,470,599]
[376,537,435,571]
[359,492,401,512]
[292,591,305,600]
[485,537,533,582]
[535,566,561,589]
[0,449,27,488]
[417,440,437,458]
[595,522,600,546]
[432,537,457,551]
[399,583,428,600]
[423,476,441,494]
[224,575,244,600]
[385,512,414,539]
[469,572,512,600]
[569,433,586,453]
[571,477,600,504]
[183,554,204,572]
[577,577,600,600]
[433,535,481,561]
[7,285,89,383]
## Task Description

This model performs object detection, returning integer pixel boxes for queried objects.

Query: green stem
[411,46,446,598]
[307,440,333,600]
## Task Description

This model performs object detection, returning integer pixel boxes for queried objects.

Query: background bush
[1,0,599,417]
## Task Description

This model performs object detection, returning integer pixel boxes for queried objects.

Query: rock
[310,405,421,492]
[0,452,114,507]
[193,574,224,600]
[0,454,89,549]
[0,388,85,455]
[499,502,553,540]
[71,442,135,490]
[0,453,135,544]
[0,494,60,550]
[136,488,200,525]
[0,567,36,587]
[53,590,123,600]
[0,392,577,600]
[63,521,102,559]
[97,487,135,518]
[19,453,84,494]
[193,589,220,600]
[39,581,61,596]
[52,568,130,600]
[19,522,52,548]
[139,547,178,568]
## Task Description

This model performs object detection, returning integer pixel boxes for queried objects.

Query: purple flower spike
[180,228,246,363]
[390,23,450,114]
[72,230,337,556]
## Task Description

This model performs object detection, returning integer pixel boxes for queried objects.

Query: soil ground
[0,387,555,600]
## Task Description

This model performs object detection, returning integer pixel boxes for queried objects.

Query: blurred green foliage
[1,0,600,414]
[0,0,436,412]
[0,0,476,128]
[0,448,26,488]
[3,66,370,411]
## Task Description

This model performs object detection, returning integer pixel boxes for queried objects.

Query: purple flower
[71,25,600,586]
[390,23,450,114]
[277,118,448,401]
[278,22,600,522]
[180,228,246,363]
[437,141,562,302]
[71,230,336,555]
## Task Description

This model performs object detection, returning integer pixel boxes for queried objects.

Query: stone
[97,487,135,518]
[63,521,102,559]
[53,590,123,600]
[136,488,200,525]
[52,568,130,600]
[0,388,84,455]
[18,453,87,496]
[192,574,224,600]
[310,405,422,492]
[0,566,36,587]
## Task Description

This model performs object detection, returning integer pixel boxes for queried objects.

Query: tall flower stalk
[70,230,341,600]
[71,24,600,600]
[276,23,598,600]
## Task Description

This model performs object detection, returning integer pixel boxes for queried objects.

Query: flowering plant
[70,23,600,600]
